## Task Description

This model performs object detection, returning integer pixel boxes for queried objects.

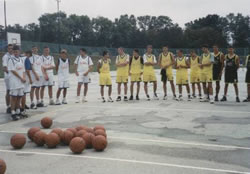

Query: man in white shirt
[40,46,55,105]
[2,44,13,113]
[74,48,93,103]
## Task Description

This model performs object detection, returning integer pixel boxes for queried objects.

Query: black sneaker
[30,103,37,109]
[146,95,150,101]
[102,97,106,103]
[25,105,30,110]
[36,103,44,107]
[129,96,133,100]
[20,112,28,118]
[116,96,121,102]
[6,107,11,114]
[243,98,250,102]
[215,95,219,102]
[220,96,227,102]
[136,95,140,100]
[124,96,128,101]
[188,95,192,101]
[11,114,19,121]
[236,97,240,103]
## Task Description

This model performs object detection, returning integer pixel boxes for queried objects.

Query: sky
[0,0,249,28]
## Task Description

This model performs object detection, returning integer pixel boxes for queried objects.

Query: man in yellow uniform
[200,44,214,104]
[129,49,143,100]
[116,47,129,101]
[158,46,176,100]
[97,51,113,103]
[143,45,159,101]
[175,50,191,101]
[189,50,202,99]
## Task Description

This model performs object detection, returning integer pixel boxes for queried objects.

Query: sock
[210,95,213,100]
[11,110,15,115]
[16,109,20,114]
[7,105,10,108]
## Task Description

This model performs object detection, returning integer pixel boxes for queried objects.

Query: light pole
[4,0,8,44]
[56,0,61,53]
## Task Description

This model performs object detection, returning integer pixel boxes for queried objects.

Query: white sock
[16,109,20,114]
[11,110,15,115]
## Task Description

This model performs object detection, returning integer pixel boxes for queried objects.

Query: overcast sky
[0,0,249,28]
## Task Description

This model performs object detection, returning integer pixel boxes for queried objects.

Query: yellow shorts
[166,71,173,81]
[99,73,112,86]
[190,71,200,83]
[143,74,157,82]
[200,71,213,83]
[116,76,128,83]
[130,74,142,82]
[176,74,189,85]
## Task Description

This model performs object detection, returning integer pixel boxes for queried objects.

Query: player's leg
[208,82,214,103]
[162,81,167,100]
[144,82,150,100]
[116,83,122,101]
[191,83,196,97]
[186,84,191,100]
[62,88,68,104]
[10,95,18,120]
[76,83,82,102]
[136,81,140,100]
[48,86,54,105]
[100,85,105,102]
[108,85,113,102]
[35,87,41,107]
[82,83,88,102]
[124,82,128,101]
[178,85,183,101]
[221,83,228,101]
[197,83,202,99]
[215,81,220,101]
[40,86,45,105]
[170,80,176,99]
[56,88,62,105]
[5,90,11,113]
[130,82,134,100]
[233,83,240,102]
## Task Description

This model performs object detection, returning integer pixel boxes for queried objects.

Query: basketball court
[0,70,249,174]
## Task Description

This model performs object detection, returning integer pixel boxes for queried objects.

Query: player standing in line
[40,46,55,105]
[158,46,176,100]
[200,44,214,104]
[74,48,93,103]
[175,50,191,101]
[129,49,143,100]
[2,44,13,113]
[55,49,70,105]
[243,53,250,102]
[30,46,44,108]
[189,50,202,99]
[97,51,113,103]
[8,46,26,120]
[212,45,225,101]
[143,45,159,101]
[116,47,129,101]
[221,46,240,102]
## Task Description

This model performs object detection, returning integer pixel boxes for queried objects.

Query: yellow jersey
[116,54,129,77]
[160,52,173,74]
[99,59,111,74]
[130,56,142,74]
[176,57,188,75]
[190,56,200,73]
[201,53,213,73]
[143,54,156,75]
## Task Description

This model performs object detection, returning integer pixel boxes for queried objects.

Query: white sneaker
[210,98,214,104]
[178,96,183,101]
[55,99,61,105]
[82,96,87,103]
[75,96,80,103]
[49,99,55,105]
[163,95,167,100]
[62,98,67,104]
[200,98,209,102]
[173,95,177,100]
[108,97,113,102]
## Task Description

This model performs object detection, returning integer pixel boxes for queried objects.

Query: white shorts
[42,75,54,86]
[78,75,90,84]
[10,88,24,97]
[24,83,31,94]
[58,81,70,89]
[31,74,43,88]
[4,78,10,91]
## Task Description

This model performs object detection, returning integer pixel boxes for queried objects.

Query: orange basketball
[75,130,87,137]
[94,129,107,138]
[94,125,106,132]
[85,127,95,134]
[0,159,6,174]
[51,128,63,138]
[92,135,107,151]
[41,117,53,129]
[82,133,94,148]
[10,134,26,149]
[33,131,47,146]
[69,137,86,154]
[45,133,60,148]
[66,128,77,137]
[27,127,40,141]
[61,130,74,145]
[75,125,88,131]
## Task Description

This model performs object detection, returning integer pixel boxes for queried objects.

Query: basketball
[82,133,94,148]
[66,128,77,137]
[92,135,107,151]
[75,125,88,131]
[41,117,53,129]
[0,159,6,174]
[51,128,63,137]
[10,134,26,149]
[85,127,95,134]
[75,130,87,137]
[27,127,41,141]
[94,129,107,138]
[33,131,47,146]
[69,137,86,154]
[61,130,74,145]
[45,133,60,148]
[94,125,106,132]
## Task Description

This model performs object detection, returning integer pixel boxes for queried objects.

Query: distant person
[221,46,240,102]
[2,44,13,113]
[189,50,202,99]
[115,47,129,101]
[129,49,143,100]
[175,50,191,101]
[40,46,55,105]
[213,45,224,101]
[74,48,93,103]
[200,44,214,104]
[7,45,26,120]
[158,46,176,100]
[56,49,70,105]
[243,53,250,102]
[97,51,113,103]
[30,46,44,108]
[143,45,159,101]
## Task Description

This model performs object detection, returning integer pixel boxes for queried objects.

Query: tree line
[0,12,250,48]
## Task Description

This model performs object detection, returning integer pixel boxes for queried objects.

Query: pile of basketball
[10,117,108,155]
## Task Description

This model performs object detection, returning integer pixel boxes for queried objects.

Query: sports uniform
[116,54,129,83]
[190,56,200,83]
[129,56,143,82]
[200,53,214,83]
[160,52,174,82]
[99,59,112,86]
[143,54,157,82]
[176,57,189,85]
[213,52,223,81]
[224,54,239,84]
[30,54,43,88]
[58,58,70,89]
[24,57,32,94]
[41,55,55,86]
[74,55,93,84]
[2,52,12,90]
[246,55,250,84]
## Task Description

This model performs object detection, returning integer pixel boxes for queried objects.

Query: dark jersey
[213,52,223,72]
[225,54,238,83]
[246,55,250,83]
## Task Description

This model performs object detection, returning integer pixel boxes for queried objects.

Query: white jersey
[74,55,93,75]
[7,56,25,90]
[58,58,70,81]
[2,52,12,79]
[30,54,43,76]
[41,55,55,75]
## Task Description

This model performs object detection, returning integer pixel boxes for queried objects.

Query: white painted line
[0,149,249,174]
[0,130,249,150]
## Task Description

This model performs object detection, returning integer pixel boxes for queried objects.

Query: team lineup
[2,44,250,121]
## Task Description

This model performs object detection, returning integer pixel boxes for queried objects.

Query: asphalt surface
[0,69,249,174]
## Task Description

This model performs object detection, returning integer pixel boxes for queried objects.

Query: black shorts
[161,69,167,82]
[213,69,221,81]
[246,70,250,83]
[225,70,238,83]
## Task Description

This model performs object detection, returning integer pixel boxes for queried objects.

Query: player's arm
[169,52,176,67]
[26,68,32,84]
[2,56,9,74]
[220,53,225,75]
[236,55,240,69]
[55,59,59,74]
[97,61,101,74]
[158,54,162,68]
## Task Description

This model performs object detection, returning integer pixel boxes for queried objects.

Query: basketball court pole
[56,0,61,53]
[4,0,8,44]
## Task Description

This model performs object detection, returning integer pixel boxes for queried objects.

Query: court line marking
[0,149,249,174]
[0,130,249,150]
